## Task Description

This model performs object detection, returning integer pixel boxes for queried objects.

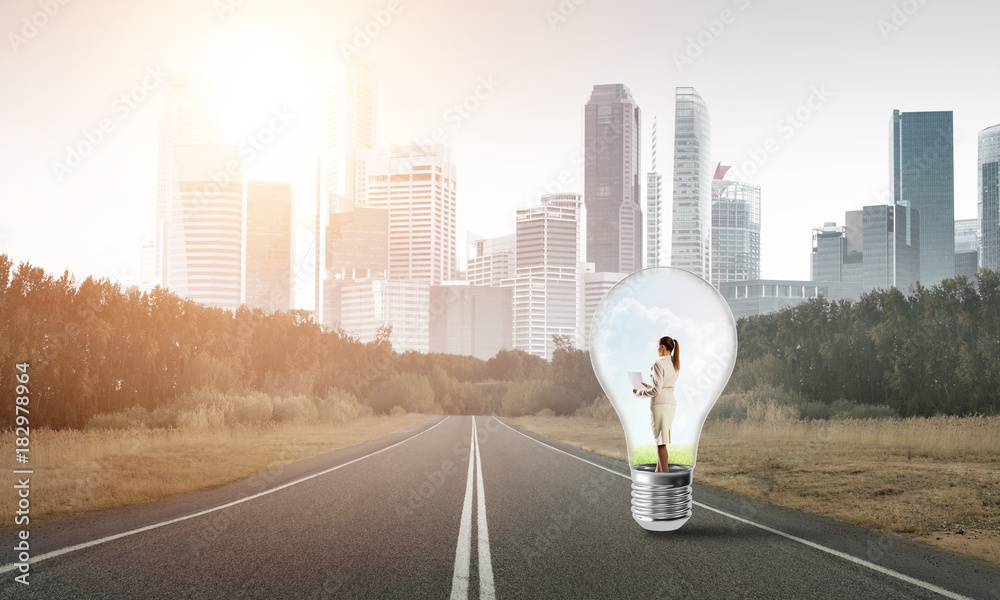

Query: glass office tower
[891,110,955,286]
[672,87,712,281]
[584,84,642,274]
[979,124,1000,271]
[712,166,760,288]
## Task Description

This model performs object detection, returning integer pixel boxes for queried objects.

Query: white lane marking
[474,418,496,600]
[492,417,974,600]
[450,418,476,600]
[0,417,451,575]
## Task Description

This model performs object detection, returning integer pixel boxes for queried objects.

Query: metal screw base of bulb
[630,463,693,532]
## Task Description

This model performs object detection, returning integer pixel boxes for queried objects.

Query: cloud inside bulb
[591,269,737,463]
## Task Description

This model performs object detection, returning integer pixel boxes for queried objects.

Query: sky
[1,0,997,297]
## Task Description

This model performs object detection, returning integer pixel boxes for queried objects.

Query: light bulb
[589,267,738,532]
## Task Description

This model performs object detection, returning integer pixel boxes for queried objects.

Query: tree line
[0,255,603,429]
[724,268,1000,417]
[3,252,994,429]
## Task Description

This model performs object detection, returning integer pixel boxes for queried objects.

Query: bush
[369,373,437,415]
[575,396,617,421]
[272,395,318,424]
[830,399,898,420]
[799,402,832,420]
[535,408,556,417]
[224,392,273,426]
[317,388,370,423]
[85,406,150,430]
[389,406,407,416]
[710,384,802,422]
[500,379,547,416]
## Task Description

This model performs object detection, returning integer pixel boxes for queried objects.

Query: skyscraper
[646,117,663,268]
[583,269,627,347]
[711,164,760,288]
[672,87,712,281]
[322,206,389,329]
[979,124,1000,271]
[509,193,582,359]
[166,145,243,310]
[361,143,457,285]
[862,204,920,294]
[245,181,293,313]
[340,279,429,353]
[811,222,845,283]
[467,234,515,287]
[891,110,955,286]
[139,235,155,292]
[317,59,379,324]
[955,218,980,280]
[584,84,642,274]
[155,76,222,287]
[325,58,378,211]
[429,285,513,360]
[843,209,864,283]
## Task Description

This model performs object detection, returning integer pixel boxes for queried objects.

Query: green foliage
[369,372,438,415]
[725,270,1000,417]
[711,384,900,422]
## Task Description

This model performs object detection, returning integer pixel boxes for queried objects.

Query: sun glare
[188,26,332,135]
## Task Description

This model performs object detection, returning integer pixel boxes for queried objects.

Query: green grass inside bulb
[629,444,695,466]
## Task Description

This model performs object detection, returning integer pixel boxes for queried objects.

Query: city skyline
[2,0,998,293]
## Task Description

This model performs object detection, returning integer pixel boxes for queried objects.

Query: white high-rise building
[166,145,243,310]
[325,58,378,211]
[360,142,457,285]
[155,76,222,288]
[508,193,582,359]
[646,117,663,268]
[340,279,429,353]
[583,268,628,348]
[468,233,515,287]
[671,87,712,281]
[139,235,156,292]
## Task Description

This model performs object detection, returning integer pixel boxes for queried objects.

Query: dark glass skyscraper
[979,124,1000,271]
[862,204,920,294]
[891,110,955,286]
[584,84,642,273]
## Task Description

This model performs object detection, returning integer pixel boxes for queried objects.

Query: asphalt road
[3,416,998,599]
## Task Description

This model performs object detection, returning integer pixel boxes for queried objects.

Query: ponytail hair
[658,335,680,372]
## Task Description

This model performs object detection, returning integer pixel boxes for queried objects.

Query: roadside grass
[0,414,427,526]
[509,414,1000,565]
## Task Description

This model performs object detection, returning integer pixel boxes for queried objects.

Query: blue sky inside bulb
[589,267,738,467]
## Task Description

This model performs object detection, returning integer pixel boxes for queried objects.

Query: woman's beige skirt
[651,403,676,445]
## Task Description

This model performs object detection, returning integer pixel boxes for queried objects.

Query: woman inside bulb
[632,335,680,472]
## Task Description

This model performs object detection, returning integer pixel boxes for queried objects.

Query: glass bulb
[589,267,738,531]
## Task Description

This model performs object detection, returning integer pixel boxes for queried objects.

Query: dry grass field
[510,415,1000,565]
[0,413,427,526]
